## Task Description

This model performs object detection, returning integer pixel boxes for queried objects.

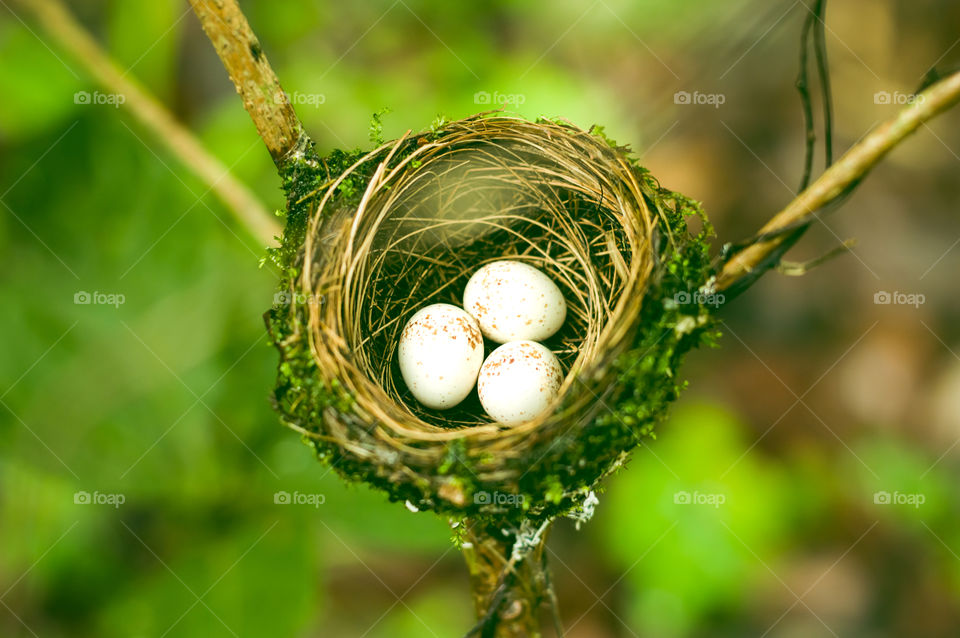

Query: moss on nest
[264,114,720,526]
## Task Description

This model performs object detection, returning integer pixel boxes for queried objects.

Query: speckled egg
[477,341,563,425]
[463,260,567,343]
[397,303,484,410]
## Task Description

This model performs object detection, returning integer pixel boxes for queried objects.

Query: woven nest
[267,115,716,523]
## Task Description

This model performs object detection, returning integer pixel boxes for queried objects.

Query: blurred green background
[3,0,960,636]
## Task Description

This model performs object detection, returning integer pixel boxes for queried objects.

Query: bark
[461,519,553,638]
[188,0,308,168]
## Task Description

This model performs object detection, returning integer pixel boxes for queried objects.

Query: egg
[463,260,567,343]
[477,341,564,425]
[397,303,484,410]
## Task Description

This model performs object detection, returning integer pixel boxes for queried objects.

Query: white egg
[397,303,484,410]
[463,260,567,343]
[477,341,564,426]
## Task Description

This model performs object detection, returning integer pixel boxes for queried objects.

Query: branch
[716,70,960,292]
[461,520,550,638]
[17,0,281,246]
[188,0,309,168]
[796,0,832,192]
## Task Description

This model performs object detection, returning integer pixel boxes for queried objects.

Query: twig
[796,0,832,192]
[188,0,309,168]
[796,4,818,191]
[17,0,281,246]
[735,0,834,295]
[812,0,834,167]
[715,69,960,292]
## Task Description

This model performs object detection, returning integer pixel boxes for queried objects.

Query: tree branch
[188,0,309,168]
[17,0,281,246]
[716,70,960,292]
[461,520,551,638]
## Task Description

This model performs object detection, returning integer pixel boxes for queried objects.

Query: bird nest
[266,115,717,524]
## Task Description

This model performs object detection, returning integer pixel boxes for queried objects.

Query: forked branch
[716,70,960,292]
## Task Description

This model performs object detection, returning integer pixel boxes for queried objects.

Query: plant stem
[461,520,552,638]
[187,0,309,169]
[716,70,960,292]
[17,0,281,246]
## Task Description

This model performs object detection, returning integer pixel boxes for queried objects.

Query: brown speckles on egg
[464,260,568,343]
[477,340,564,426]
[397,303,484,410]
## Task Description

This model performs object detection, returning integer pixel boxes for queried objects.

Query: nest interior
[267,115,717,523]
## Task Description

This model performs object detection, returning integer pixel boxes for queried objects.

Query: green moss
[264,115,721,526]
[368,108,391,145]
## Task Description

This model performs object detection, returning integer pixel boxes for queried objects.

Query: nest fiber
[266,115,717,523]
